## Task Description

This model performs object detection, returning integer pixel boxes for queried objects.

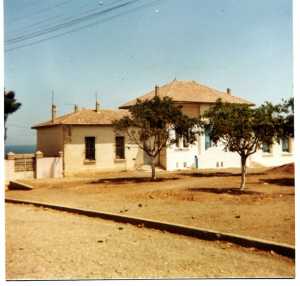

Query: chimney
[226,88,231,95]
[51,104,57,122]
[74,104,79,112]
[155,85,159,97]
[96,99,100,113]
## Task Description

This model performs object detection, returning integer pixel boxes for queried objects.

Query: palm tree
[4,90,22,141]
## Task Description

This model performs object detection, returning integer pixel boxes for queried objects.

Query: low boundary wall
[5,151,63,182]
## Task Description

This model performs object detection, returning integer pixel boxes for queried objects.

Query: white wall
[249,138,294,167]
[165,133,240,171]
[166,143,199,171]
[164,132,294,171]
[36,157,63,179]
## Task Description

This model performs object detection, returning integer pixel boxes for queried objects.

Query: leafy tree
[114,94,200,180]
[276,97,294,138]
[203,99,280,190]
[4,90,22,141]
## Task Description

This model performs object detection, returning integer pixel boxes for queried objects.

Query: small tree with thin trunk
[114,93,200,180]
[203,99,280,190]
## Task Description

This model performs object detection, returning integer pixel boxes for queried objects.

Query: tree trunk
[240,155,247,190]
[151,157,156,181]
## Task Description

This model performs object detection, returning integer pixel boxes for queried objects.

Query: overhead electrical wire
[8,0,124,38]
[6,0,139,44]
[8,0,75,24]
[5,0,160,52]
[8,1,95,35]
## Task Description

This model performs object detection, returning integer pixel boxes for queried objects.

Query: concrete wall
[249,138,294,167]
[180,103,200,117]
[5,152,63,182]
[36,157,63,179]
[63,126,143,175]
[178,103,214,117]
[165,132,294,171]
[163,102,294,171]
[165,132,240,171]
[5,159,15,183]
[37,126,64,157]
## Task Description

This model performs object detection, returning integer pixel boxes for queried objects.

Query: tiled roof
[32,108,129,129]
[119,80,254,108]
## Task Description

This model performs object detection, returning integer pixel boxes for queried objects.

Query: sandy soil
[5,203,294,279]
[6,168,294,245]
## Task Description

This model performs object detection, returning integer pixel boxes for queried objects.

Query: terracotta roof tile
[119,80,254,108]
[32,108,129,129]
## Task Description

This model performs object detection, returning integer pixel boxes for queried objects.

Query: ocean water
[5,145,36,154]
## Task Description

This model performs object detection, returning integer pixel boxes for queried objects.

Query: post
[35,151,43,179]
[6,152,15,182]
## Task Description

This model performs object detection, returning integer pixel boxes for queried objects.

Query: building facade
[32,80,294,175]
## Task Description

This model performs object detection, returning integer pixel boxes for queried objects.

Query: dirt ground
[5,166,295,245]
[5,204,294,279]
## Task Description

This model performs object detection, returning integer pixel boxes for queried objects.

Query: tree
[114,93,200,180]
[203,99,280,190]
[4,90,22,141]
[276,97,294,138]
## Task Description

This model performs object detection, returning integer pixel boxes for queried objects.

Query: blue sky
[4,0,293,145]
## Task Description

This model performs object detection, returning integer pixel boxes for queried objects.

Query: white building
[33,79,293,175]
[120,79,294,171]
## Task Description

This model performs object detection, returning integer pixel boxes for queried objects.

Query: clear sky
[4,0,293,145]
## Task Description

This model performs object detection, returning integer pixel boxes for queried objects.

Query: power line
[6,0,140,45]
[8,0,122,34]
[5,0,161,52]
[8,1,95,36]
[8,0,74,23]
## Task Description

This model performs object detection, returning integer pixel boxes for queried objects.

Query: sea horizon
[5,144,36,154]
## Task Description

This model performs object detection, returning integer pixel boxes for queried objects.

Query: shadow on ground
[90,177,180,185]
[188,187,262,195]
[181,172,265,178]
[261,178,294,187]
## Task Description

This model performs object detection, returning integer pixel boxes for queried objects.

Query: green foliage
[4,90,22,141]
[275,97,294,138]
[114,95,200,179]
[203,99,285,190]
[203,99,281,157]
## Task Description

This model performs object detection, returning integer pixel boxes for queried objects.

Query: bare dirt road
[6,167,295,245]
[6,203,294,279]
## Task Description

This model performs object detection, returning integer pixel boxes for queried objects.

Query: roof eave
[119,99,255,109]
[32,123,117,129]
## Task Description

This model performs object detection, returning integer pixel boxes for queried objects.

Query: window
[262,142,271,153]
[282,138,290,152]
[85,137,95,160]
[116,136,125,159]
[205,126,212,150]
